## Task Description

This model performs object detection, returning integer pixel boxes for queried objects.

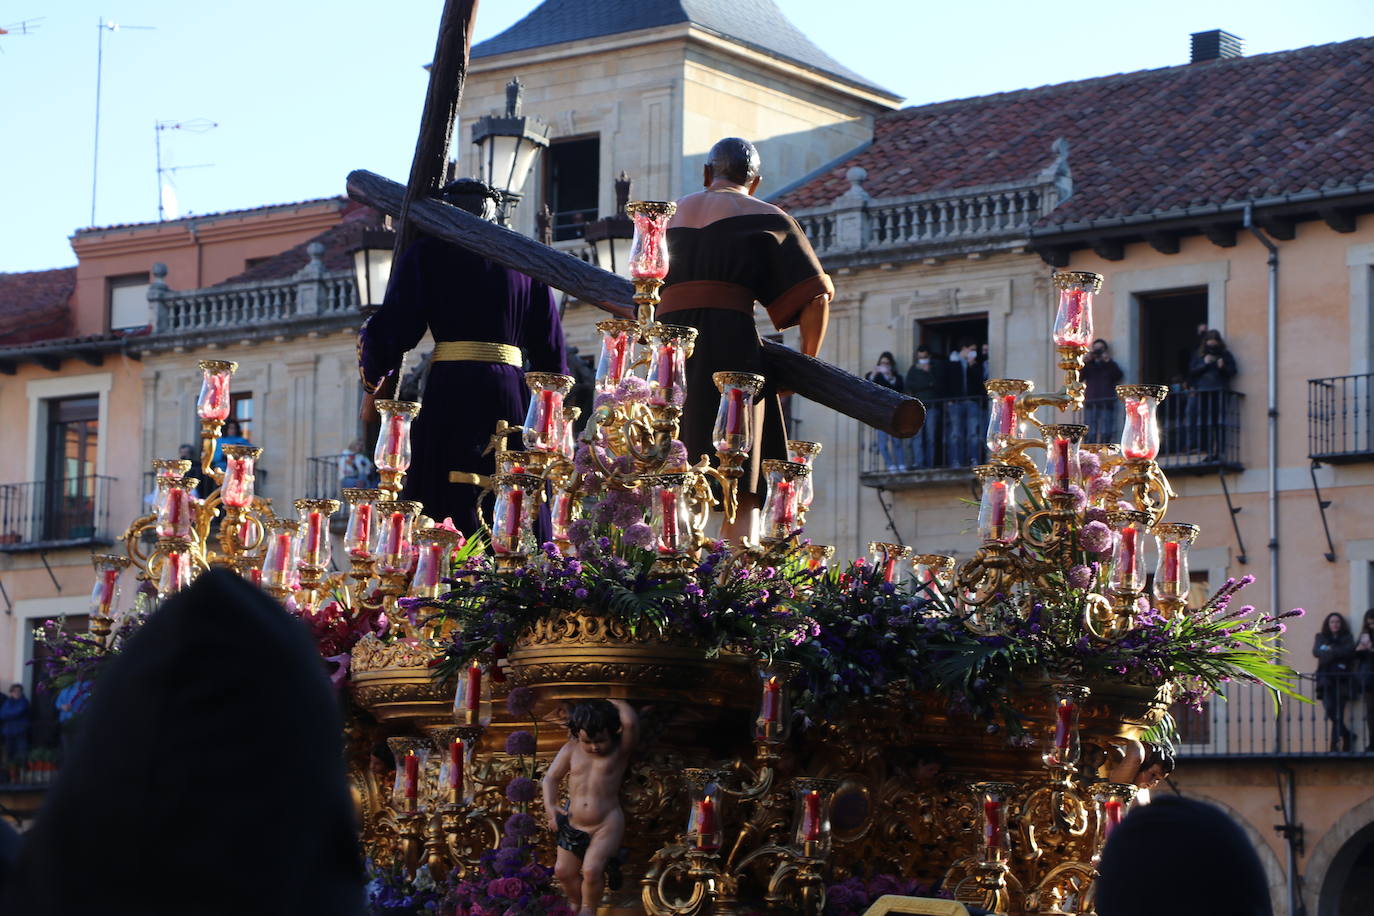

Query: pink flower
[487,876,527,899]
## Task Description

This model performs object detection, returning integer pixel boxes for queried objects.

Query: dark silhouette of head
[440,178,501,220]
[705,138,761,188]
[1097,795,1272,916]
[1198,328,1227,356]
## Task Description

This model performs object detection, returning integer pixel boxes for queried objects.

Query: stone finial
[1046,137,1073,203]
[149,262,169,293]
[838,166,870,203]
[307,241,325,265]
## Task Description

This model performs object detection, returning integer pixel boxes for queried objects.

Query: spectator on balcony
[1082,338,1124,443]
[904,345,946,468]
[210,420,252,471]
[0,685,29,769]
[179,443,210,501]
[338,439,376,490]
[55,679,89,760]
[945,340,985,467]
[1314,612,1357,752]
[1355,609,1374,750]
[1186,330,1237,458]
[865,352,906,471]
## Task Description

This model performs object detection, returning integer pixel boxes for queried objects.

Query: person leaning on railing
[1314,612,1357,752]
[1185,329,1237,458]
[1356,609,1374,751]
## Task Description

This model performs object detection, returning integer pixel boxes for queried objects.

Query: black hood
[1096,794,1272,916]
[1,569,365,915]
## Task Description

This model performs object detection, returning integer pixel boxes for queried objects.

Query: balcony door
[44,396,99,541]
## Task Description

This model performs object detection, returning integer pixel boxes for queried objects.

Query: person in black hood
[0,570,365,916]
[1096,795,1272,916]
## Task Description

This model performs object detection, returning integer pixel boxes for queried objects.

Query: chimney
[1190,30,1243,63]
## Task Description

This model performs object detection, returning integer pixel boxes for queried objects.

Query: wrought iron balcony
[1081,391,1244,476]
[1308,373,1374,462]
[1176,672,1372,758]
[0,475,117,552]
[858,395,988,489]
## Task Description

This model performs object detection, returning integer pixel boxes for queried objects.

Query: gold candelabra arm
[641,844,713,916]
[120,513,159,577]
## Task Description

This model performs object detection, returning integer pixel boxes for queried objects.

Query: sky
[1,0,1368,272]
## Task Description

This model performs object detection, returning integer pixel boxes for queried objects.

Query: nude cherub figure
[543,698,639,916]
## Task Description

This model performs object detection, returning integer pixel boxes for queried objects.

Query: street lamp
[584,172,635,277]
[351,227,396,312]
[470,77,550,227]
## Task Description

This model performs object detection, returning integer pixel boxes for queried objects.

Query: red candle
[417,542,443,588]
[1163,541,1180,586]
[449,739,464,791]
[224,456,252,507]
[200,372,231,420]
[1124,402,1151,459]
[464,664,482,712]
[537,389,558,443]
[983,798,1003,849]
[659,489,679,553]
[404,750,419,799]
[305,511,324,562]
[384,511,404,558]
[247,566,262,587]
[383,414,405,461]
[653,344,675,406]
[760,677,781,723]
[96,567,119,614]
[990,482,1007,535]
[801,791,822,842]
[1103,798,1123,838]
[353,503,372,551]
[1052,437,1070,490]
[609,335,628,384]
[1053,702,1076,750]
[270,533,292,574]
[165,487,188,532]
[695,796,719,849]
[504,488,524,543]
[1120,527,1137,580]
[725,388,746,438]
[999,395,1017,437]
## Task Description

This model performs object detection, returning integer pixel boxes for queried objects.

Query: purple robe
[358,237,566,535]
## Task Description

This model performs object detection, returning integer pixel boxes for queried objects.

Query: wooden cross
[355,0,923,439]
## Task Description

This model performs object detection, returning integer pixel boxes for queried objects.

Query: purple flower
[622,522,656,550]
[1079,520,1113,554]
[1067,564,1093,590]
[568,519,593,546]
[492,846,525,875]
[667,439,689,468]
[505,730,536,757]
[505,686,536,717]
[506,776,536,803]
[574,587,589,600]
[487,876,527,899]
[1084,506,1108,525]
[1078,450,1102,479]
[503,811,537,839]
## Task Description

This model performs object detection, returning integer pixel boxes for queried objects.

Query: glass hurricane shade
[986,392,1022,454]
[1118,386,1168,460]
[1152,524,1199,603]
[1051,272,1101,348]
[373,402,418,473]
[221,446,261,509]
[196,361,235,422]
[492,474,541,556]
[754,665,792,744]
[594,321,638,393]
[472,130,544,202]
[343,489,382,559]
[89,556,126,616]
[522,374,574,453]
[647,339,688,408]
[712,374,764,457]
[627,204,673,280]
[453,663,493,727]
[975,466,1022,544]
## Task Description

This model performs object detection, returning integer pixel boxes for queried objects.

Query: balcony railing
[1308,373,1374,462]
[858,391,1242,488]
[0,475,116,552]
[792,176,1062,259]
[1176,672,1372,758]
[152,269,358,334]
[307,453,382,501]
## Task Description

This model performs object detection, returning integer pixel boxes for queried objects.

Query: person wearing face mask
[1081,338,1124,442]
[1186,330,1237,458]
[945,340,985,467]
[865,351,906,470]
[904,345,945,468]
[1314,612,1357,752]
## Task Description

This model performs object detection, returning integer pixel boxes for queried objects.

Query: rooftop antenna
[0,16,43,50]
[91,16,154,226]
[155,118,217,220]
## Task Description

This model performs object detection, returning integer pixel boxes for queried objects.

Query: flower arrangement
[823,874,945,916]
[32,612,147,691]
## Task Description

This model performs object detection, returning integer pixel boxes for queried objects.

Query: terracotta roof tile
[212,204,387,287]
[0,267,74,345]
[73,196,346,237]
[773,37,1374,228]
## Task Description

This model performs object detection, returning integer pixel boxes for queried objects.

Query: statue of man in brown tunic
[659,137,833,540]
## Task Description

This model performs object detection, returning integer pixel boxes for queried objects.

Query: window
[916,314,989,361]
[230,392,254,442]
[1138,288,1207,387]
[44,396,99,541]
[545,137,599,242]
[107,273,151,331]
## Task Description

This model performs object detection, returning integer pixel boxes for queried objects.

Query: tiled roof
[0,267,74,345]
[73,196,347,238]
[773,37,1374,228]
[472,0,895,98]
[212,204,387,286]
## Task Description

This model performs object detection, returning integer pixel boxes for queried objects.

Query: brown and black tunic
[659,212,833,497]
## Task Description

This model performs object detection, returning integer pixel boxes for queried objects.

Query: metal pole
[90,17,104,226]
[155,120,163,221]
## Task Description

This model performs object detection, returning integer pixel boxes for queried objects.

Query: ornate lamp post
[470,77,550,227]
[350,226,396,312]
[584,172,635,276]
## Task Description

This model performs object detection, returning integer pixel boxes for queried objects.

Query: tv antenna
[0,17,43,50]
[90,17,155,226]
[156,118,217,220]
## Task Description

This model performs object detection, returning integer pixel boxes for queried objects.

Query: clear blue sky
[1,0,1367,272]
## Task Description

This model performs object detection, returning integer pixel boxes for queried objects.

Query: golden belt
[432,340,523,366]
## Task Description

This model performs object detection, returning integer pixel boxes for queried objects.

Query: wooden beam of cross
[349,170,924,437]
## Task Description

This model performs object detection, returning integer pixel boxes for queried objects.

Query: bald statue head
[704,137,762,194]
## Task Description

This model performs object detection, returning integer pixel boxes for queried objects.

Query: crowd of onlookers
[865,327,1239,472]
